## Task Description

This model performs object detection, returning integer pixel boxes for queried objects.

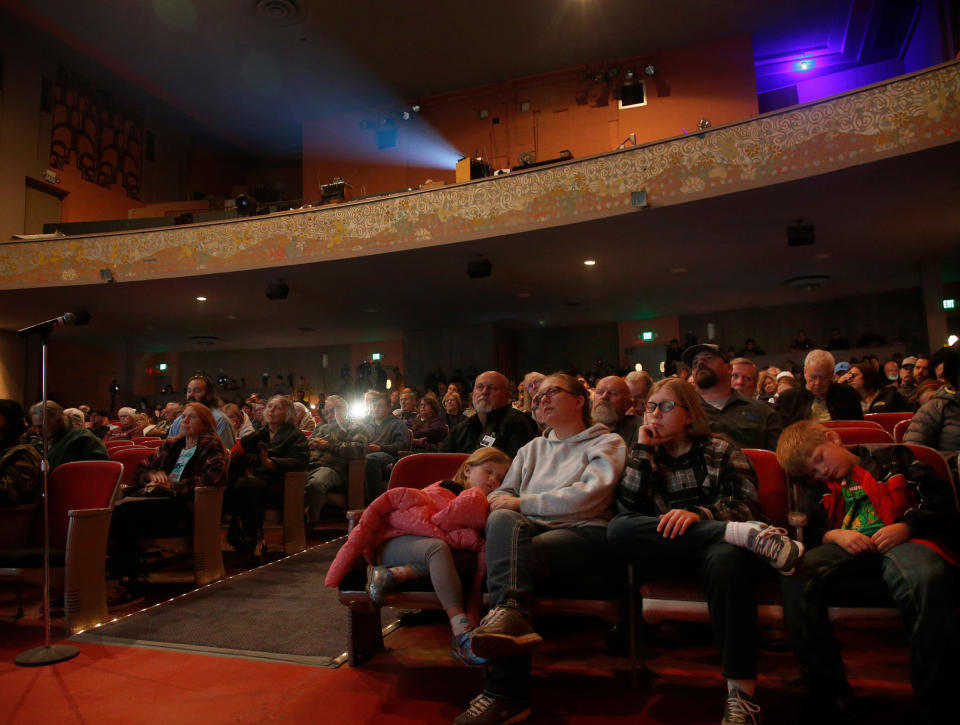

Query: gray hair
[31,400,68,427]
[803,349,835,371]
[63,407,86,426]
[267,395,297,423]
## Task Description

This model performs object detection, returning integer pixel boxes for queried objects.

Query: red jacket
[820,465,913,530]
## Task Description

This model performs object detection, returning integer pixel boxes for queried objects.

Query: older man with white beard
[592,375,639,446]
[440,370,538,456]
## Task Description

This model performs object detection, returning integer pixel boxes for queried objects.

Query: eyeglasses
[533,386,574,405]
[644,400,686,414]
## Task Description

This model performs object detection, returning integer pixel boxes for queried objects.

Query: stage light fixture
[793,59,815,72]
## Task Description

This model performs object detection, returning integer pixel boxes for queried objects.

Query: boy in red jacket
[776,421,959,724]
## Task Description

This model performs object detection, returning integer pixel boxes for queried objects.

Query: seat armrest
[64,507,113,634]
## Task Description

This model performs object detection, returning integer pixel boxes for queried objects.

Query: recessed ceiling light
[225,315,238,320]
[670,267,688,274]
[517,292,532,298]
[362,307,378,313]
[196,296,207,301]
[583,260,596,266]
[814,252,832,260]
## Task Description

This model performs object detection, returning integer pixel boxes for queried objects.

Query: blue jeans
[364,451,395,503]
[483,508,611,699]
[607,513,764,680]
[780,541,959,718]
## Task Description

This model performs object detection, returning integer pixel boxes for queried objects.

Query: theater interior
[1,1,958,722]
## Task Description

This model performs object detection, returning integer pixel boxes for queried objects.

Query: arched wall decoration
[48,66,144,200]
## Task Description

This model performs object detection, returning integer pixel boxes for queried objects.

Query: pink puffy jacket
[325,482,490,622]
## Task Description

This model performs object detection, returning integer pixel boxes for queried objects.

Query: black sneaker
[722,689,761,725]
[748,524,804,575]
[453,692,530,725]
[469,605,543,659]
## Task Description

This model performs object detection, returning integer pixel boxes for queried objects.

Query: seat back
[104,439,134,450]
[109,446,156,484]
[43,460,123,549]
[864,412,913,436]
[893,418,911,443]
[833,427,894,444]
[903,444,956,501]
[133,436,163,448]
[388,452,469,490]
[743,449,789,527]
[822,420,883,430]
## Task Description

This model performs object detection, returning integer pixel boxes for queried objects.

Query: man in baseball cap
[681,343,782,451]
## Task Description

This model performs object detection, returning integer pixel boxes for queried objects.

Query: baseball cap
[682,343,729,368]
[834,362,850,374]
[901,356,917,368]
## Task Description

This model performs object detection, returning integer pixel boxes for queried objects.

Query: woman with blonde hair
[442,390,467,429]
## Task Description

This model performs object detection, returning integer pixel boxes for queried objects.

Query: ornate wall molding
[2,61,958,290]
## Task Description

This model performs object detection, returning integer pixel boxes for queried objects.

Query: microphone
[18,310,91,338]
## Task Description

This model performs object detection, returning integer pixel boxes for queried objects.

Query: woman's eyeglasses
[644,400,686,414]
[533,386,573,405]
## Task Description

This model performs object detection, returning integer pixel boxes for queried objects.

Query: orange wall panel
[58,164,146,223]
[303,35,758,200]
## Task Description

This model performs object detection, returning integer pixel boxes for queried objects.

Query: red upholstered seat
[387,453,469,490]
[834,427,895,444]
[823,420,884,430]
[865,412,913,436]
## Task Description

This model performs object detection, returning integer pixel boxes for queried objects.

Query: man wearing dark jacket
[29,401,109,470]
[440,371,537,457]
[776,349,862,426]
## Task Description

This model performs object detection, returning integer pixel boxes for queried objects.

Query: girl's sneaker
[452,630,486,667]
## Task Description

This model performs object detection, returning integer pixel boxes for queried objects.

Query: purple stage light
[793,59,815,72]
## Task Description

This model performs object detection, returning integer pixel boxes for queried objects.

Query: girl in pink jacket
[326,447,512,666]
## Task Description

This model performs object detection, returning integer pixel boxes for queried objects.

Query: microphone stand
[15,328,80,666]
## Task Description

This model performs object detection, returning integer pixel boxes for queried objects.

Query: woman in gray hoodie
[455,372,626,725]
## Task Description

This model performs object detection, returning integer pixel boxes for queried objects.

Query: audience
[775,349,862,425]
[609,378,802,724]
[167,375,236,448]
[624,370,653,414]
[442,390,467,429]
[304,395,368,528]
[0,399,42,506]
[62,407,86,428]
[683,344,782,451]
[222,403,255,438]
[89,409,112,438]
[461,373,626,725]
[591,375,638,446]
[904,348,959,454]
[108,403,228,603]
[840,362,910,413]
[294,401,316,432]
[393,389,419,423]
[410,394,449,452]
[898,356,919,399]
[363,392,411,502]
[514,372,545,415]
[225,395,308,563]
[729,357,758,399]
[776,420,958,722]
[913,355,932,386]
[145,402,182,437]
[103,407,144,442]
[756,370,777,402]
[29,401,109,469]
[440,371,537,457]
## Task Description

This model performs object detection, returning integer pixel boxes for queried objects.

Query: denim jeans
[364,451,395,503]
[607,512,765,680]
[780,541,959,718]
[483,508,611,699]
[304,466,341,526]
